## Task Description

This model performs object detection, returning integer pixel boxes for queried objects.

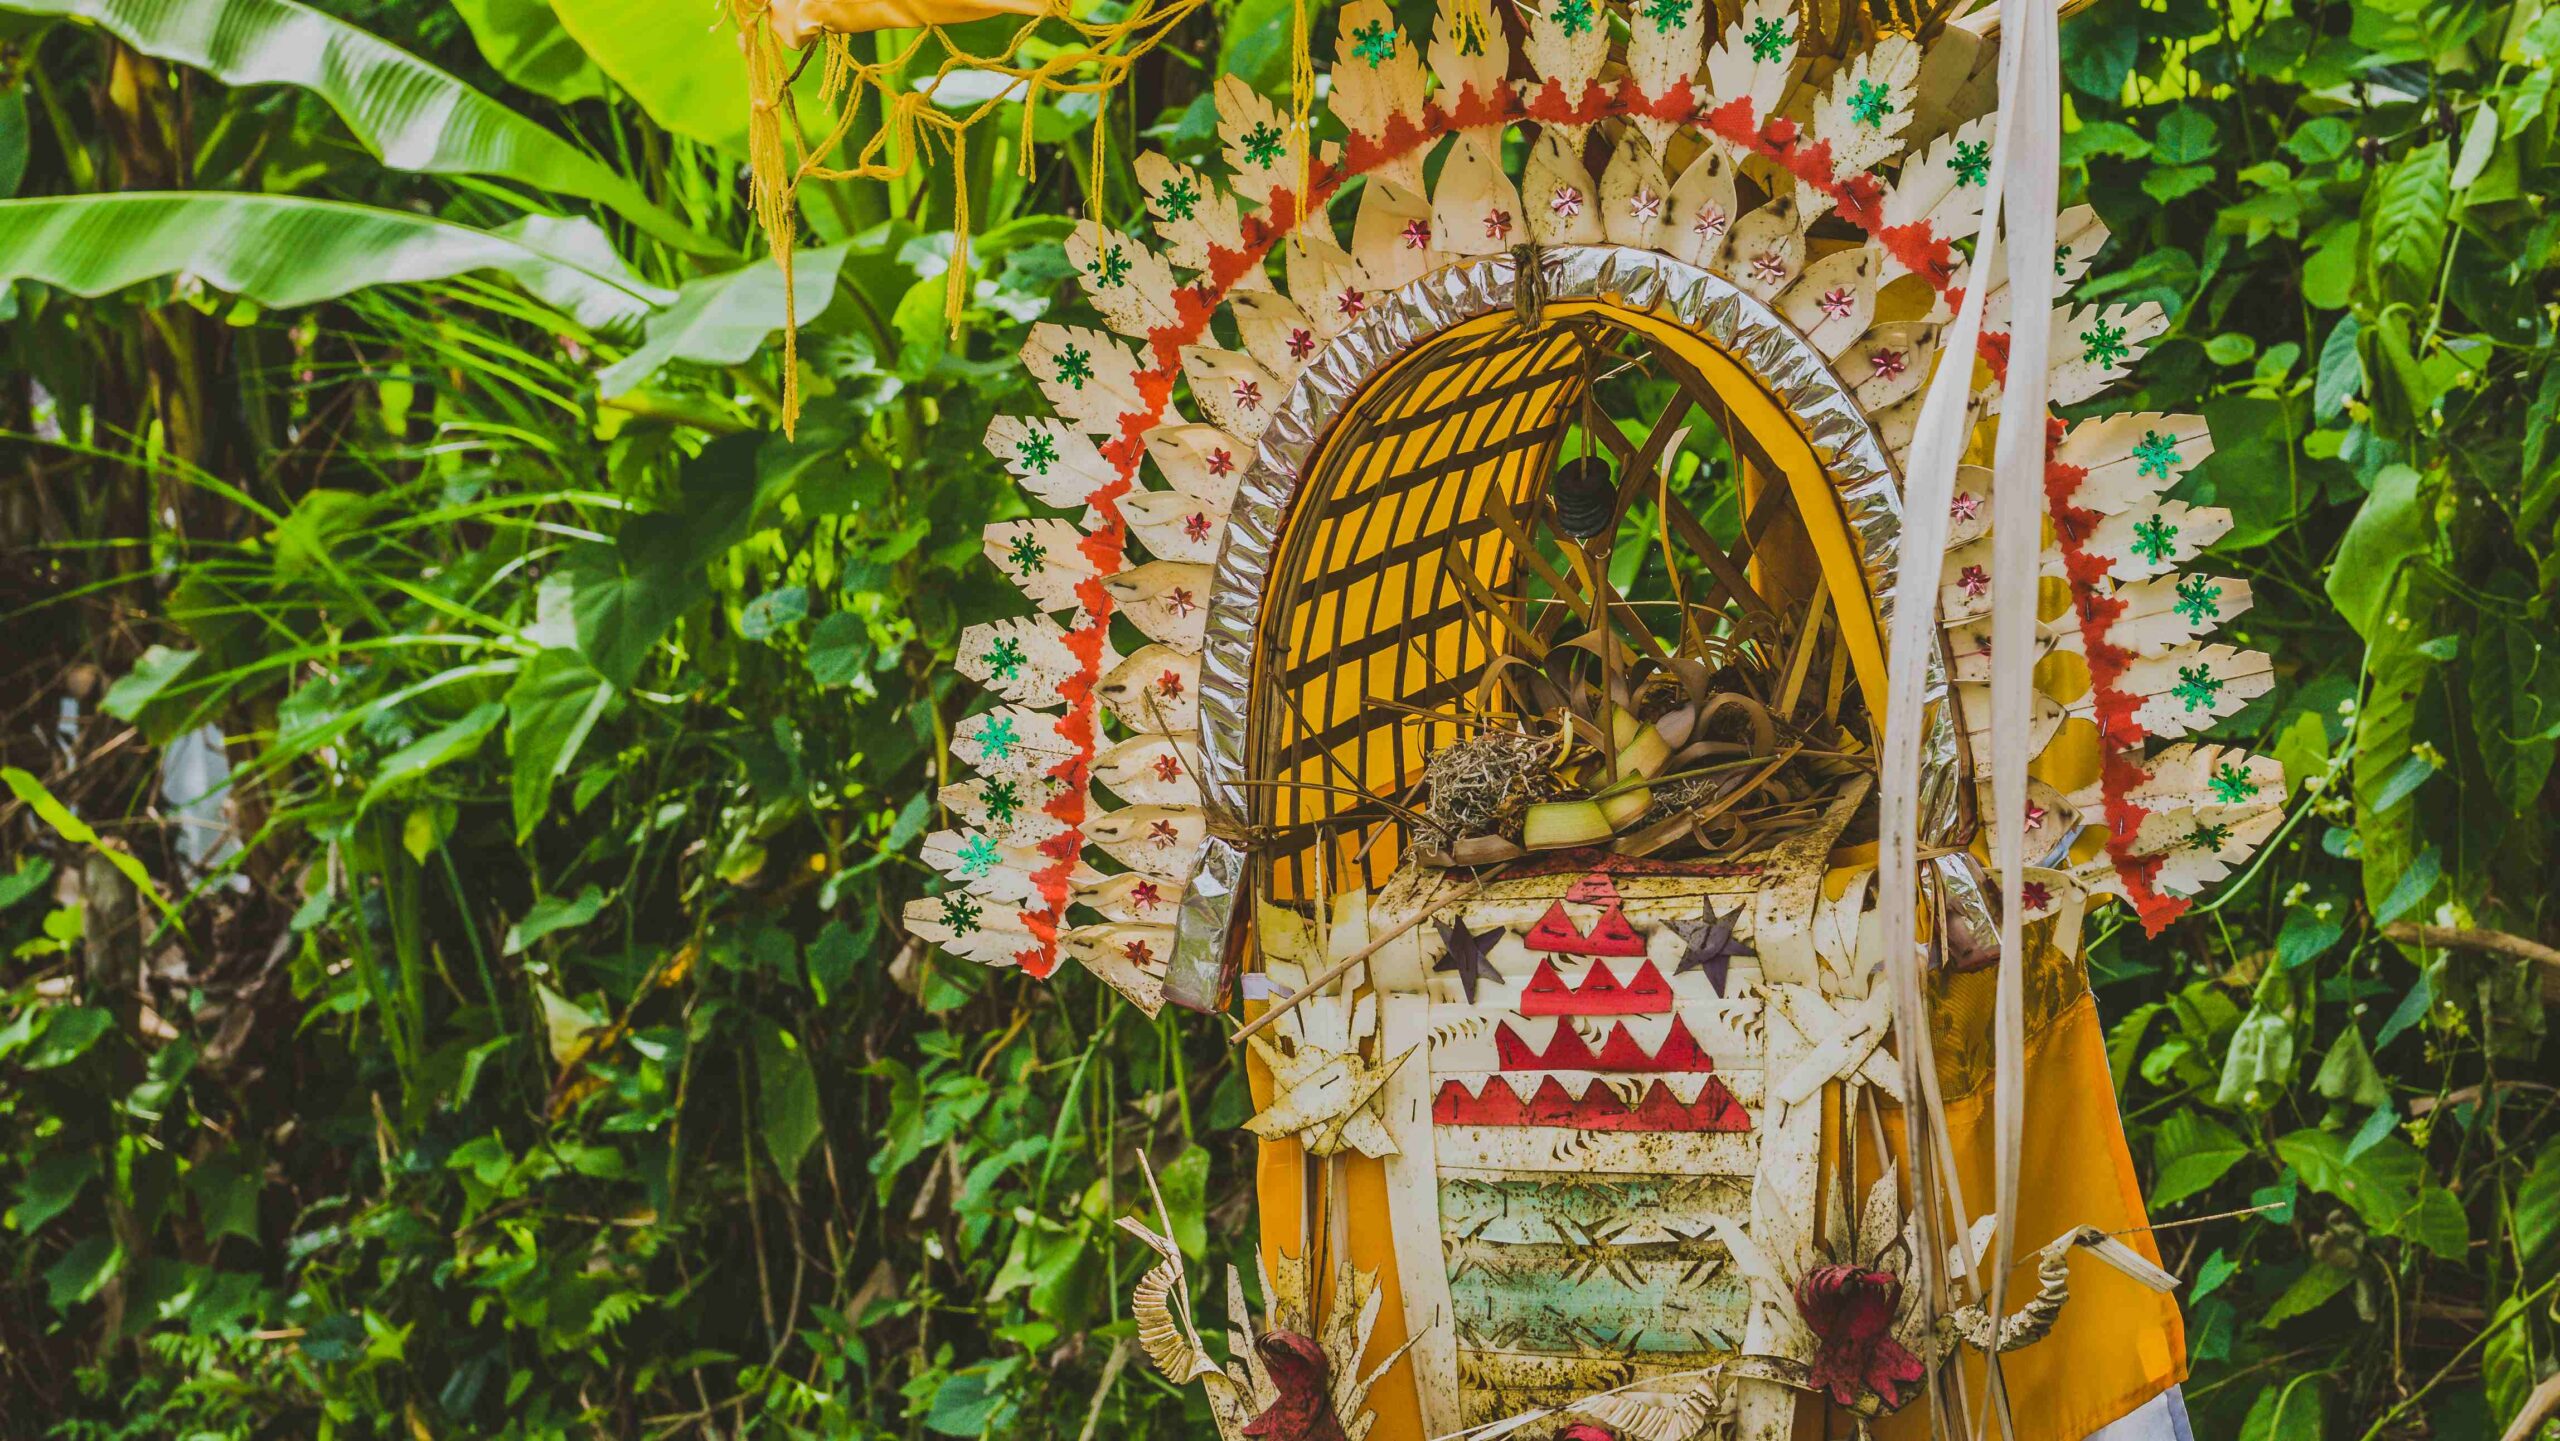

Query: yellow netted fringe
[1290,0,1313,205]
[1449,0,1491,57]
[729,0,1208,433]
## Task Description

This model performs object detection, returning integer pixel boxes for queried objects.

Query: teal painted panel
[1439,1173,1749,1247]
[1445,1238,1748,1355]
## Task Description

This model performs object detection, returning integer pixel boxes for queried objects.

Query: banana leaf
[0,0,721,255]
[0,193,669,330]
[451,0,607,105]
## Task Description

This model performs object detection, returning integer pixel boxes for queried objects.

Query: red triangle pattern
[1521,899,1648,957]
[1496,1017,1716,1072]
[1517,957,1675,1016]
[1431,1076,1753,1132]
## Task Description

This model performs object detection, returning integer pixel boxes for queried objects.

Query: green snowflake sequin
[1350,18,1396,64]
[1553,0,1596,37]
[1641,0,1691,33]
[1017,429,1058,475]
[2131,513,2179,565]
[1847,79,1894,129]
[2133,429,2179,480]
[2173,572,2221,625]
[2171,664,2225,713]
[1054,343,1094,390]
[1005,532,1048,576]
[1950,138,1990,187]
[977,714,1021,761]
[2186,821,2233,852]
[984,635,1028,683]
[2208,761,2260,804]
[954,835,1001,878]
[1744,15,1790,60]
[1088,244,1131,288]
[2080,317,2131,368]
[2054,242,2071,277]
[1241,121,1285,168]
[1158,175,1200,222]
[938,892,982,934]
[982,779,1022,828]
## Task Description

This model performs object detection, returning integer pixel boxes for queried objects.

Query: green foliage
[2066,0,2560,1430]
[0,0,1234,1434]
[0,0,2552,1438]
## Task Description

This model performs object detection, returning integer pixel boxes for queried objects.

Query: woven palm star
[1691,203,1729,243]
[1949,490,1982,523]
[938,893,982,933]
[1869,346,1908,381]
[1158,175,1199,221]
[1549,185,1585,219]
[1749,249,1788,285]
[1017,429,1058,474]
[1432,916,1504,1003]
[1400,217,1432,249]
[1231,376,1263,411]
[1350,18,1396,65]
[1744,15,1790,60]
[2171,664,2224,713]
[2080,318,2131,368]
[2133,429,2180,480]
[1287,327,1317,360]
[1554,0,1596,36]
[1951,138,1991,187]
[1640,0,1689,30]
[1241,120,1285,167]
[1847,79,1893,128]
[1819,286,1856,320]
[2208,762,2260,804]
[977,714,1020,761]
[1336,287,1368,320]
[1957,563,1990,599]
[2173,573,2221,625]
[1483,208,1514,240]
[1006,532,1047,575]
[1628,188,1663,225]
[2131,513,2178,565]
[955,835,1001,878]
[985,635,1027,682]
[1054,343,1094,389]
[1670,896,1753,996]
[1182,510,1214,542]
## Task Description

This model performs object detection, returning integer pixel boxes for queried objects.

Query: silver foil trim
[1172,245,1965,1008]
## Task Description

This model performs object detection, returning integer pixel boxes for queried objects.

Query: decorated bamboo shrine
[773,0,2295,1433]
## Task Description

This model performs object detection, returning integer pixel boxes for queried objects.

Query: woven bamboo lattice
[1248,303,1873,910]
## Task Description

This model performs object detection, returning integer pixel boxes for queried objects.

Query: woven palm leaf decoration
[905,0,2282,1010]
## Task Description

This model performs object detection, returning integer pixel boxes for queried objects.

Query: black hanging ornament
[1550,454,1617,542]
